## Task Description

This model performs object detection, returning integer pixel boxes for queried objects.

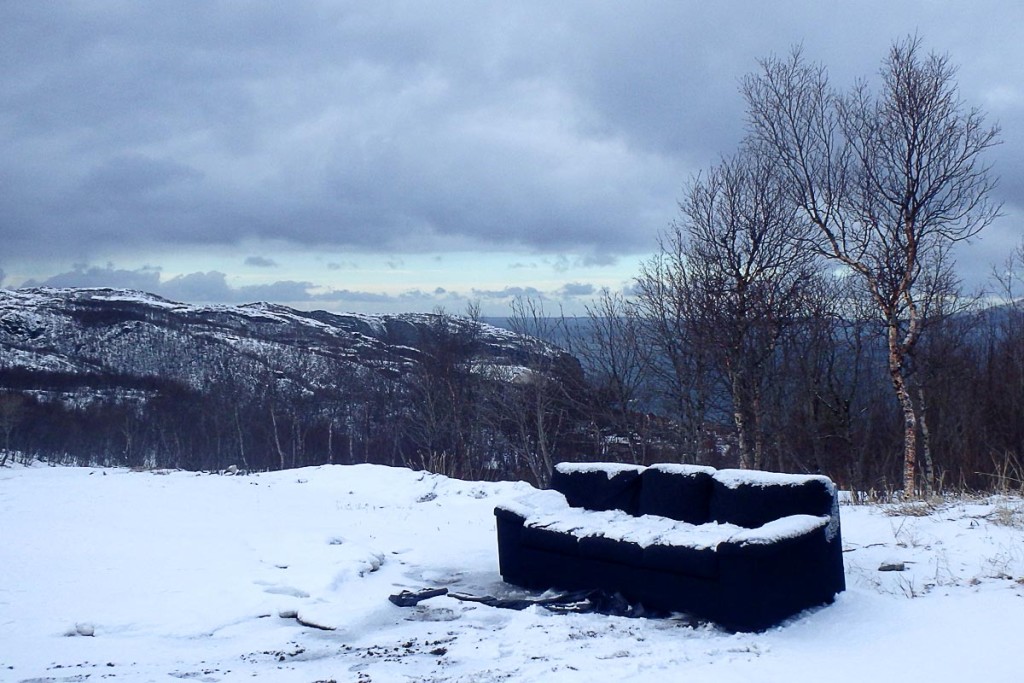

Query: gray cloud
[24,265,311,304]
[580,254,619,268]
[471,286,545,300]
[558,282,597,298]
[21,263,492,312]
[161,273,320,304]
[23,264,163,291]
[2,1,1021,298]
[244,256,278,268]
[312,289,397,304]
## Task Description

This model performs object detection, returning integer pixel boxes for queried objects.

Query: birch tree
[743,36,1000,494]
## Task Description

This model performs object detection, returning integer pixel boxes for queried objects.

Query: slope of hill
[0,288,580,474]
[0,287,563,396]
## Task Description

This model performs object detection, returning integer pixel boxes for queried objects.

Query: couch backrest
[708,469,836,528]
[636,464,715,524]
[550,462,645,513]
[550,462,838,529]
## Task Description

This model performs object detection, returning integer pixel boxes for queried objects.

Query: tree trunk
[534,390,552,487]
[731,372,753,469]
[327,420,334,465]
[887,329,917,496]
[234,406,248,471]
[752,390,765,471]
[270,407,285,471]
[917,386,935,496]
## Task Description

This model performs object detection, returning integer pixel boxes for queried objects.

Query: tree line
[3,257,1024,496]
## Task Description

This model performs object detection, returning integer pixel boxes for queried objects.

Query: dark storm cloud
[2,1,1022,278]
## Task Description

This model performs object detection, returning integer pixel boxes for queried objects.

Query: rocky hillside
[0,288,582,476]
[0,287,565,403]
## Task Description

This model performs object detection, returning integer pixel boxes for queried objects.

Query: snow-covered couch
[494,462,845,632]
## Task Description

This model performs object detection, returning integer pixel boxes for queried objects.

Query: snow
[1,463,1023,682]
[649,462,716,476]
[728,514,829,545]
[713,468,835,490]
[647,520,747,551]
[555,462,646,477]
[525,507,679,548]
[505,490,746,549]
[497,487,571,519]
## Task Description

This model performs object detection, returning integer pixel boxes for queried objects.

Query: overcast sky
[2,1,1022,315]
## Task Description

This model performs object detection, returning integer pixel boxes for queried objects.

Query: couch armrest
[727,514,829,546]
[714,516,845,631]
[495,488,569,520]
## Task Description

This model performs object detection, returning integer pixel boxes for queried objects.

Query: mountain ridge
[0,286,565,400]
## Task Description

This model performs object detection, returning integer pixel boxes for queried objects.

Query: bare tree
[572,289,652,464]
[676,148,817,469]
[494,296,580,486]
[634,237,715,464]
[401,307,488,479]
[744,36,1000,494]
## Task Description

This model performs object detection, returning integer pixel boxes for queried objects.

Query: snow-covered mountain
[0,287,586,473]
[0,287,569,401]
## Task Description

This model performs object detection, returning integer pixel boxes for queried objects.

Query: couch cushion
[551,462,645,513]
[641,542,719,579]
[520,524,581,555]
[638,519,740,579]
[708,470,836,528]
[578,535,645,565]
[637,464,715,524]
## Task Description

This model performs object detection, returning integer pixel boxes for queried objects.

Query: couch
[494,462,845,632]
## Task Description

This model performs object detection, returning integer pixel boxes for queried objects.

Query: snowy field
[2,463,1023,683]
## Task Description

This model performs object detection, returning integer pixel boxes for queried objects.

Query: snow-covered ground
[1,463,1022,682]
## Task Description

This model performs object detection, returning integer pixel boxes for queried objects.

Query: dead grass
[882,495,949,518]
[987,500,1024,528]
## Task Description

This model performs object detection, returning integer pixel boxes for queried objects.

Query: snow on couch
[494,462,845,632]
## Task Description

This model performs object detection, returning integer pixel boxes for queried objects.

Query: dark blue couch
[494,462,845,632]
